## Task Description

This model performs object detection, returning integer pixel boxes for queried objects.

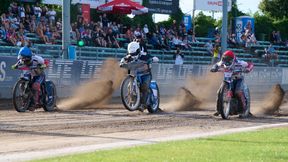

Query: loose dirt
[163,73,222,112]
[58,59,126,110]
[255,84,285,115]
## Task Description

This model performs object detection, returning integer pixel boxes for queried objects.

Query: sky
[155,0,262,22]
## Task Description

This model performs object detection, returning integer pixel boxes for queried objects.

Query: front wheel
[147,81,160,113]
[120,75,141,111]
[217,82,231,119]
[12,80,32,112]
[43,80,57,112]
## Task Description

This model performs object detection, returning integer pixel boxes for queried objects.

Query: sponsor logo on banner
[145,0,179,14]
[194,0,232,12]
[0,61,6,81]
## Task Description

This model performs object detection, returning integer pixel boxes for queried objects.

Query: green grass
[32,128,288,162]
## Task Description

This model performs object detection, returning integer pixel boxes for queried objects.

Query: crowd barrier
[0,56,287,99]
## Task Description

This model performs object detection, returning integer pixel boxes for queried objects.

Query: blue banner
[183,15,192,31]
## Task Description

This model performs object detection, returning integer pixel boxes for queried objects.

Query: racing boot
[236,91,247,118]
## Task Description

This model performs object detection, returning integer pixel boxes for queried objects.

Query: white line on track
[1,122,288,162]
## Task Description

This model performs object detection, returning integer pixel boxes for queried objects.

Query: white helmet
[127,42,140,56]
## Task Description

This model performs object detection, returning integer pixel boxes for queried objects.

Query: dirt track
[1,101,288,162]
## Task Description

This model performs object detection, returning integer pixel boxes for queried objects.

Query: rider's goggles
[222,56,233,66]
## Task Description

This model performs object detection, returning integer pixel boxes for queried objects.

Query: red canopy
[97,0,148,15]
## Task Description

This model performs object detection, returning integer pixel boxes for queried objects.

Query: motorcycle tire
[120,75,141,111]
[43,80,57,112]
[147,83,160,113]
[12,80,32,112]
[217,82,231,119]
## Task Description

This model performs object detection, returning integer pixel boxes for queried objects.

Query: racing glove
[11,64,18,69]
[210,64,218,72]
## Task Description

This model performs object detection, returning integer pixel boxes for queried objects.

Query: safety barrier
[0,56,286,99]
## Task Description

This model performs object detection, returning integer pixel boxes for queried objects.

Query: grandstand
[0,1,287,67]
[1,34,287,67]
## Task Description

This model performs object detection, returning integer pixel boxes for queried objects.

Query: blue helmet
[18,46,32,58]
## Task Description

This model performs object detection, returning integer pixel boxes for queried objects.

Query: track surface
[0,103,288,162]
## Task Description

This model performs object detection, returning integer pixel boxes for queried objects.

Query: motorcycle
[120,56,160,113]
[12,66,57,112]
[215,66,250,119]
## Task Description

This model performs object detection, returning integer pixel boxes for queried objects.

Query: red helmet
[222,50,235,67]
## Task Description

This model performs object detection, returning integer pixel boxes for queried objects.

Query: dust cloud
[254,84,285,115]
[163,72,222,112]
[58,59,126,110]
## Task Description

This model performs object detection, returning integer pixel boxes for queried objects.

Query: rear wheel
[43,80,57,112]
[12,80,32,112]
[120,76,141,111]
[147,84,160,113]
[217,82,231,119]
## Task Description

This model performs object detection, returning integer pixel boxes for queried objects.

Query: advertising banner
[42,0,62,5]
[82,4,91,22]
[72,0,106,9]
[234,16,255,42]
[194,0,232,12]
[0,56,286,99]
[183,15,192,31]
[145,0,179,14]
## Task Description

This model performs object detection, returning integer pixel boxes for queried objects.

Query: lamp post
[221,0,228,53]
[62,0,71,59]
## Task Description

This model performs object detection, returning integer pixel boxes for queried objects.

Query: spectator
[9,2,18,17]
[25,4,32,16]
[23,14,30,31]
[143,24,149,38]
[111,22,119,37]
[41,6,48,18]
[270,31,277,44]
[18,4,25,22]
[148,32,161,49]
[263,43,278,66]
[205,40,213,56]
[105,28,119,48]
[134,27,142,38]
[276,31,282,44]
[228,33,237,48]
[173,47,184,65]
[0,25,7,41]
[81,28,92,46]
[47,7,56,25]
[36,23,49,44]
[211,44,220,64]
[100,13,109,29]
[7,27,17,45]
[33,3,42,23]
[30,15,36,32]
[51,27,61,43]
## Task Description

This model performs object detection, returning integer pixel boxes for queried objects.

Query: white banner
[194,0,232,12]
[42,0,62,5]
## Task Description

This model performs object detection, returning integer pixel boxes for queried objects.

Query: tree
[194,12,216,37]
[253,12,275,40]
[259,0,288,20]
[0,0,15,14]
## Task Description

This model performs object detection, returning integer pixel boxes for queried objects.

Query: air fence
[0,56,287,99]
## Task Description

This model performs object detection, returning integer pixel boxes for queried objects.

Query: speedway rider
[12,46,47,108]
[120,38,159,111]
[210,50,254,117]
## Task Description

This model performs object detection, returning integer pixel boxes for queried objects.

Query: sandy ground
[1,60,288,161]
[0,101,288,162]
